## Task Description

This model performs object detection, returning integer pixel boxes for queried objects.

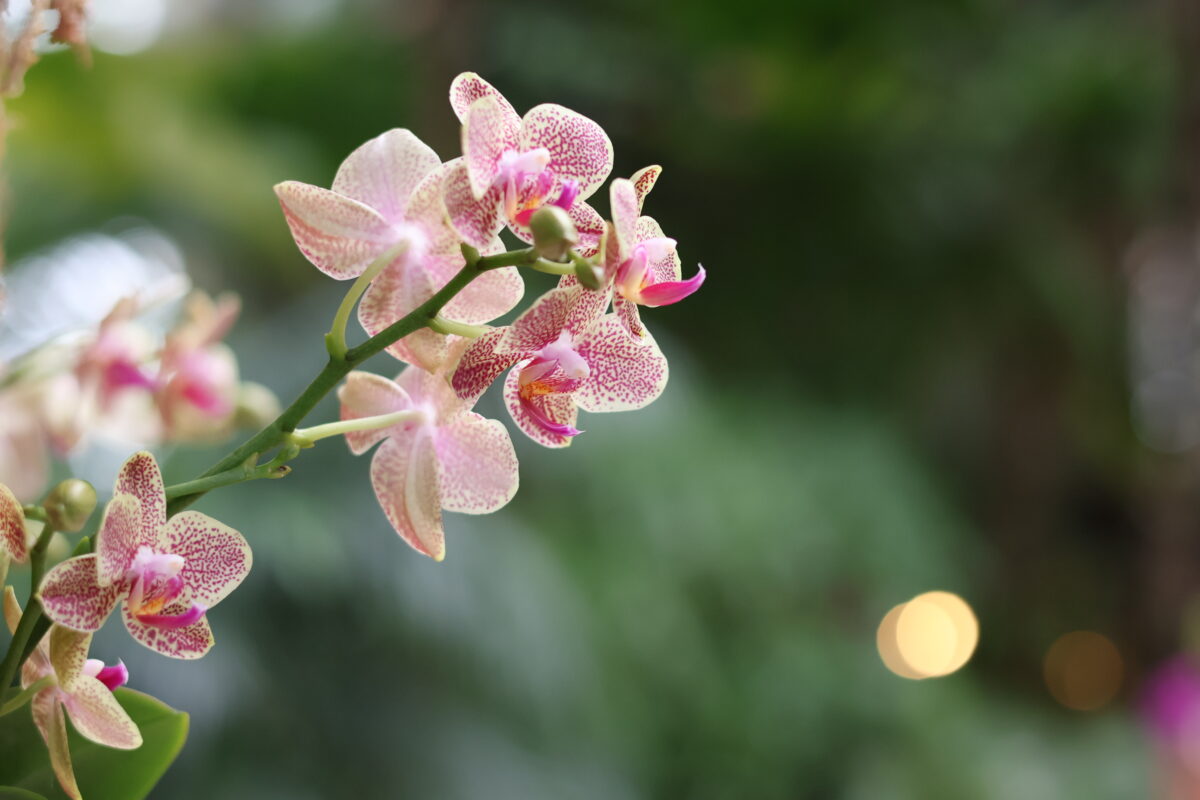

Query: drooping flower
[447,72,611,256]
[338,364,519,561]
[39,451,252,659]
[275,129,523,370]
[156,290,242,441]
[3,588,141,800]
[602,173,705,338]
[452,283,669,448]
[0,481,27,580]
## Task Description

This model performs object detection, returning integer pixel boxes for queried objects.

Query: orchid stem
[325,243,409,360]
[530,258,574,276]
[429,315,490,338]
[0,521,55,693]
[293,409,425,444]
[0,675,53,716]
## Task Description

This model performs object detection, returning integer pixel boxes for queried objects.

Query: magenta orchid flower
[603,173,705,338]
[275,129,523,370]
[4,588,141,800]
[447,72,611,256]
[452,283,669,448]
[337,365,519,561]
[39,451,252,659]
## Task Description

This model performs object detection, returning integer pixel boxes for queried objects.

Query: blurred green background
[6,0,1199,796]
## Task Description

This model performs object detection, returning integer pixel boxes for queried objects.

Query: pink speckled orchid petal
[503,287,573,353]
[33,691,80,800]
[450,72,520,128]
[451,328,522,404]
[434,414,519,513]
[48,624,91,687]
[442,267,524,324]
[61,676,142,749]
[509,199,605,258]
[402,163,464,258]
[635,216,682,283]
[358,254,439,366]
[613,296,645,339]
[164,511,252,609]
[274,181,396,280]
[96,494,154,587]
[609,179,640,263]
[630,165,662,210]
[575,316,669,412]
[463,96,520,200]
[122,600,214,659]
[395,365,464,422]
[565,283,612,337]
[39,555,123,633]
[370,432,445,561]
[443,158,506,249]
[332,129,441,221]
[114,450,167,538]
[519,104,614,200]
[502,366,579,448]
[0,482,25,564]
[639,266,707,307]
[338,370,414,455]
[395,330,458,375]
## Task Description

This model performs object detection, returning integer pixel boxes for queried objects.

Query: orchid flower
[337,364,519,561]
[157,291,242,442]
[3,588,141,800]
[39,451,252,659]
[447,72,611,256]
[0,481,26,584]
[275,129,523,370]
[603,173,705,338]
[0,385,50,502]
[452,283,669,448]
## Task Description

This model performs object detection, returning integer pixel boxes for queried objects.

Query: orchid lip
[637,265,707,307]
[136,602,207,629]
[522,397,583,438]
[84,659,130,692]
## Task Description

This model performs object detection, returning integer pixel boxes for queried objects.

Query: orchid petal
[519,104,613,201]
[630,165,662,210]
[39,554,123,633]
[331,128,441,221]
[451,328,522,404]
[49,624,91,687]
[609,179,640,263]
[635,216,682,283]
[434,414,519,514]
[502,287,572,353]
[402,162,465,258]
[565,284,613,337]
[395,363,466,421]
[164,511,252,608]
[369,432,445,561]
[33,692,80,800]
[442,267,524,325]
[96,494,155,587]
[61,676,142,749]
[357,252,438,365]
[114,450,167,538]
[274,181,396,280]
[122,600,214,659]
[638,266,707,307]
[338,371,414,455]
[574,316,669,412]
[3,584,19,634]
[463,96,520,200]
[449,72,521,128]
[0,482,24,564]
[443,158,506,249]
[502,366,580,448]
[613,296,645,339]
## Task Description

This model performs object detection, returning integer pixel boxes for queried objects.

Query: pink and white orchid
[448,72,611,256]
[452,284,669,448]
[39,451,252,659]
[603,173,705,338]
[156,291,241,442]
[275,129,523,371]
[4,588,141,800]
[337,365,519,561]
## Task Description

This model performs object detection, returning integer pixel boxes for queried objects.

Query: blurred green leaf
[0,689,188,800]
[0,788,48,800]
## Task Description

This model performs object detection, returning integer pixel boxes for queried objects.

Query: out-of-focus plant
[0,64,705,798]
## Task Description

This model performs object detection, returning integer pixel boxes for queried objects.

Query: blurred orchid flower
[0,384,51,502]
[338,365,519,561]
[157,291,242,442]
[452,283,669,448]
[604,175,705,338]
[39,451,252,659]
[3,589,141,800]
[448,72,611,256]
[0,481,26,583]
[275,129,522,370]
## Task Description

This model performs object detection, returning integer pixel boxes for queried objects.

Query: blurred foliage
[0,0,1186,796]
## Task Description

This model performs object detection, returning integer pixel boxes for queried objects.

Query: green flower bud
[574,256,605,291]
[43,479,97,533]
[529,206,578,262]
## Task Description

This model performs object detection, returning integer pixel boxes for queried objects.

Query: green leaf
[0,788,48,800]
[0,688,188,800]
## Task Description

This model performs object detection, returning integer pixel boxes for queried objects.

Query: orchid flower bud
[43,478,97,533]
[529,205,578,262]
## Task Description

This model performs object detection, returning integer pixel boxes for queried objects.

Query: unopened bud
[44,479,97,533]
[529,206,578,262]
[574,257,605,291]
[234,382,282,430]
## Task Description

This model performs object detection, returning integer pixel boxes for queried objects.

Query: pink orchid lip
[136,602,207,629]
[521,396,582,438]
[104,359,158,392]
[637,265,707,307]
[551,179,580,211]
[83,659,130,692]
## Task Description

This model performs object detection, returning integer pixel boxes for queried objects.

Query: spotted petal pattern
[0,481,25,564]
[331,128,441,220]
[164,511,252,609]
[274,181,394,280]
[450,72,520,127]
[122,600,215,660]
[39,555,123,633]
[574,316,669,412]
[370,432,444,560]
[519,104,613,201]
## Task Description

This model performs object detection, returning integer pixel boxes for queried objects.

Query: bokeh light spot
[1043,631,1123,711]
[877,591,979,679]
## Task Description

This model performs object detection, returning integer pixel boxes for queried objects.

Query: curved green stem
[0,675,53,716]
[0,521,55,692]
[429,315,491,338]
[326,242,411,359]
[293,409,425,444]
